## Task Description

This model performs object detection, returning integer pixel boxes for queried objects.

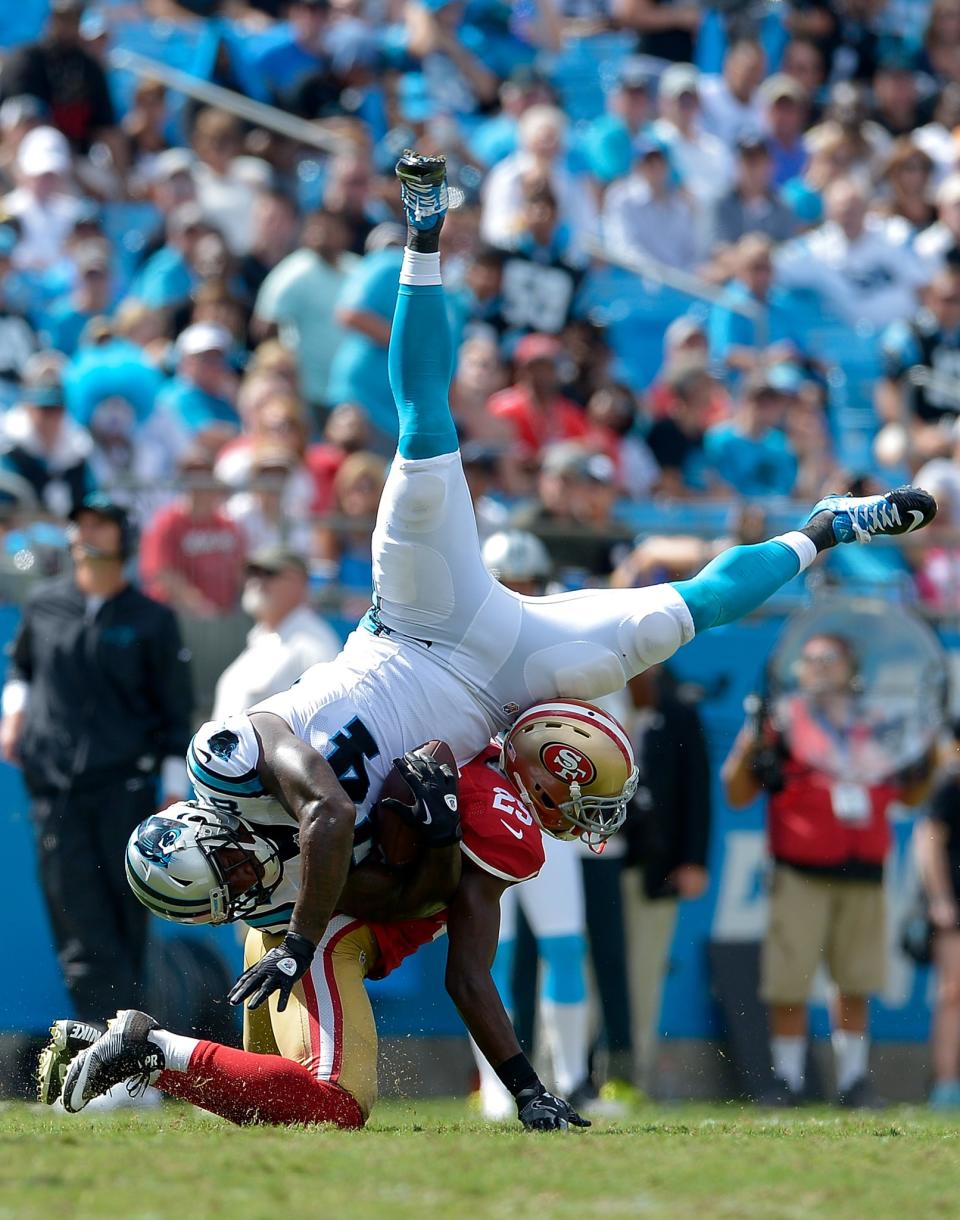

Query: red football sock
[156,1040,364,1128]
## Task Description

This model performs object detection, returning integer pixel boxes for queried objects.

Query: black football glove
[382,751,462,849]
[516,1085,591,1131]
[227,930,315,1012]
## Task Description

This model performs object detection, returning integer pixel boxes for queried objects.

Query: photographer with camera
[722,633,932,1107]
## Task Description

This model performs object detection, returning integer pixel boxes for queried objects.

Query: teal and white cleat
[61,1009,163,1114]
[806,486,937,544]
[395,150,448,231]
[37,1019,104,1106]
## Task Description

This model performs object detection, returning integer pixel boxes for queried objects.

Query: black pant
[31,779,156,1022]
[581,854,632,1059]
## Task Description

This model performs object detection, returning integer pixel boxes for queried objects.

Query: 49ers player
[42,700,636,1132]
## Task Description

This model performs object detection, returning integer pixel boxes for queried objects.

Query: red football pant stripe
[156,1041,364,1128]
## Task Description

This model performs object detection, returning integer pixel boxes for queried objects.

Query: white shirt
[212,603,342,720]
[2,188,85,270]
[775,217,928,329]
[697,75,766,149]
[652,119,734,209]
[601,176,701,272]
[915,220,959,276]
[480,151,597,254]
[193,161,264,255]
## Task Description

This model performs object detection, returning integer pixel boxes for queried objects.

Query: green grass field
[2,1100,960,1220]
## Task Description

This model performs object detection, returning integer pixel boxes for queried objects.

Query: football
[371,739,457,870]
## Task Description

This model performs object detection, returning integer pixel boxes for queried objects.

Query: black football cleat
[395,150,449,232]
[61,1009,164,1113]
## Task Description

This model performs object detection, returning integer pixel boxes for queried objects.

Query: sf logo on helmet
[540,743,597,785]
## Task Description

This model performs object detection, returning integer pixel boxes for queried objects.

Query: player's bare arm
[249,711,357,947]
[222,711,359,1012]
[445,859,589,1132]
[445,859,518,1061]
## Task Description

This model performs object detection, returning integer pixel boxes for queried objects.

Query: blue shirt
[708,281,799,363]
[39,301,92,357]
[326,248,403,437]
[703,422,797,498]
[255,30,327,103]
[130,246,196,309]
[156,378,239,434]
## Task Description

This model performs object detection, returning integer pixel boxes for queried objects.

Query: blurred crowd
[4,0,960,622]
[9,0,960,1108]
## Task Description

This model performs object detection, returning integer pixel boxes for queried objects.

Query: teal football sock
[389,256,458,461]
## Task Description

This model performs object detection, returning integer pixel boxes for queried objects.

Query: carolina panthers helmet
[482,530,552,587]
[125,801,283,925]
[500,700,638,847]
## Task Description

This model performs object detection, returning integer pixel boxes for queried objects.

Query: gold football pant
[243,915,380,1118]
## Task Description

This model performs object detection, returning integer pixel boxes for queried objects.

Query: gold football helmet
[500,700,638,847]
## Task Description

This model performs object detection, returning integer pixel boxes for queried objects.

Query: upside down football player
[41,702,634,1132]
[43,149,936,1127]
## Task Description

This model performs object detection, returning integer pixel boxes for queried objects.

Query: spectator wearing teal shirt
[253,0,331,109]
[704,370,798,498]
[141,323,240,481]
[577,58,654,185]
[708,233,801,379]
[39,244,112,358]
[129,202,209,310]
[326,232,404,451]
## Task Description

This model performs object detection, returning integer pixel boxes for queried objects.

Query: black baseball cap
[69,493,130,531]
[246,545,308,577]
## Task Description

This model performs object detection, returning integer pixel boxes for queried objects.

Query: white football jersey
[188,626,496,932]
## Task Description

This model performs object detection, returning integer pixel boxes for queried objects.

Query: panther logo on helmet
[135,819,183,869]
[125,801,283,925]
[501,700,638,849]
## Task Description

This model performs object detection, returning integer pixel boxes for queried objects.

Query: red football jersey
[367,745,544,979]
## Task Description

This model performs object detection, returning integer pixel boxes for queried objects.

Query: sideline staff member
[0,495,192,1019]
[722,633,931,1108]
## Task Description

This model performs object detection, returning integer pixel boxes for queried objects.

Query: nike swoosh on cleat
[904,509,926,533]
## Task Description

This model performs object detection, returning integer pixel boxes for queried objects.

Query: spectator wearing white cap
[602,136,701,273]
[916,175,960,275]
[651,64,733,213]
[480,105,597,255]
[211,545,341,721]
[2,126,86,271]
[760,74,810,187]
[140,323,240,483]
[697,39,767,149]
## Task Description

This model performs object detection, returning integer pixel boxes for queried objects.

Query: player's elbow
[301,793,356,842]
[445,959,490,1011]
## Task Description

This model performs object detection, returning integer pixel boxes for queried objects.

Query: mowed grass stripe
[1,1101,959,1220]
